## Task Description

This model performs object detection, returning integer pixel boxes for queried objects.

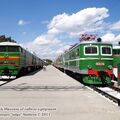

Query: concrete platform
[0,65,120,120]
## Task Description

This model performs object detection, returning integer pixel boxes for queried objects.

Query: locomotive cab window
[84,46,98,55]
[0,46,7,52]
[101,46,112,56]
[8,46,19,52]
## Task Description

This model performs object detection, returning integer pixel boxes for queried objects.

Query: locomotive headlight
[108,65,112,70]
[88,65,92,70]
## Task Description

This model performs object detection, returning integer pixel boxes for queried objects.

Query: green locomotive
[55,36,113,85]
[0,42,44,79]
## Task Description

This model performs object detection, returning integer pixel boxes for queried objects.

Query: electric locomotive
[54,35,113,85]
[0,42,44,79]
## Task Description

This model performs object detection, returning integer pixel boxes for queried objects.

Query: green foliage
[43,59,53,65]
[0,35,16,43]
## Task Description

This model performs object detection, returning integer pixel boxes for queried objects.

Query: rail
[91,86,120,106]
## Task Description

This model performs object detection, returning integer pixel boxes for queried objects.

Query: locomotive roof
[0,42,20,46]
[64,42,112,55]
[79,42,112,45]
[0,42,43,60]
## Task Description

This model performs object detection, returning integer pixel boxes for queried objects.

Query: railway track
[0,81,8,86]
[60,68,120,106]
[0,80,13,86]
[90,86,120,106]
[109,85,120,92]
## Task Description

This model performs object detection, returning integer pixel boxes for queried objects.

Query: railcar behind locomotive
[0,42,44,79]
[113,45,120,79]
[54,35,113,85]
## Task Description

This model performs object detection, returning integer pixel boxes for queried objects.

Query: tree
[0,35,16,43]
[43,59,53,65]
[0,35,6,42]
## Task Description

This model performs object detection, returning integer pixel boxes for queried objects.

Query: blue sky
[0,0,120,59]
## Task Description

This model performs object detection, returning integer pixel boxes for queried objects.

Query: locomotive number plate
[96,62,105,66]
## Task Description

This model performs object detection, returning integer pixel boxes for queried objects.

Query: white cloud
[23,41,58,60]
[101,33,115,43]
[22,33,62,60]
[33,34,61,45]
[18,19,30,26]
[101,33,120,44]
[56,45,71,55]
[110,21,120,30]
[47,7,109,36]
[48,28,60,34]
[22,7,120,60]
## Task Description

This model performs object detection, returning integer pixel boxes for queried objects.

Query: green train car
[113,45,120,79]
[0,42,44,79]
[54,39,113,85]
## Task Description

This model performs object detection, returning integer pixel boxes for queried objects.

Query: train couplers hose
[98,71,109,84]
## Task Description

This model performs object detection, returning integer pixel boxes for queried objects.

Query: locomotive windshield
[84,46,98,55]
[101,46,112,55]
[0,46,19,52]
[8,46,19,52]
[0,46,6,52]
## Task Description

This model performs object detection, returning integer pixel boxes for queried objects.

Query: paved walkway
[0,65,120,120]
